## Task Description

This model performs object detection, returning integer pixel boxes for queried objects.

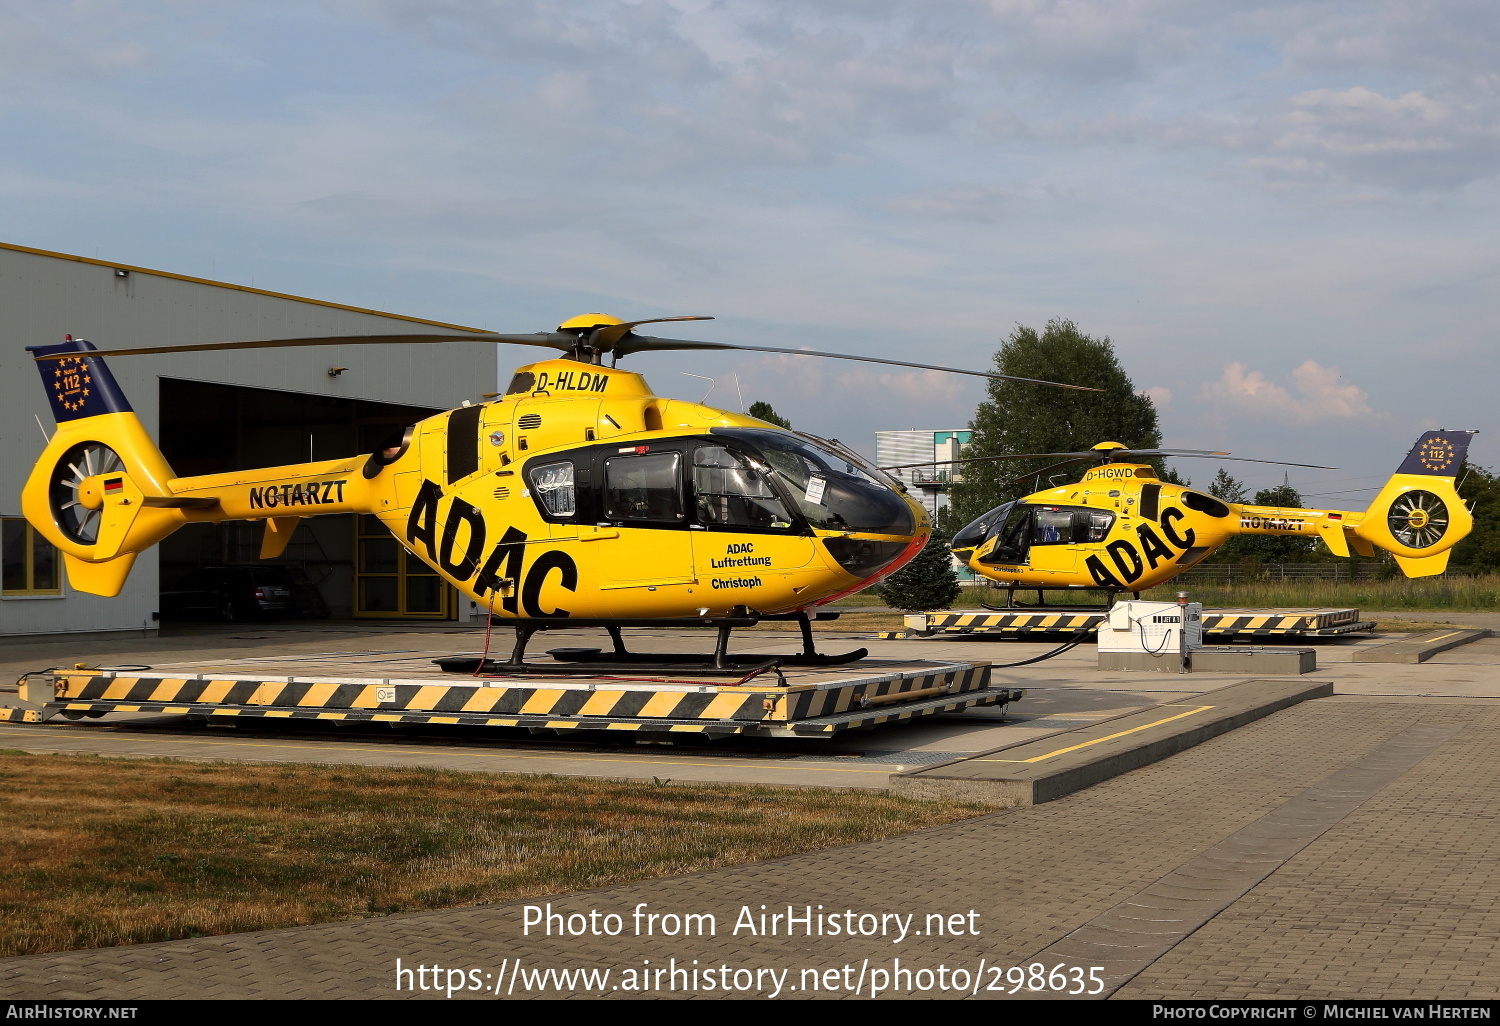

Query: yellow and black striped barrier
[5,661,1006,737]
[880,608,1372,640]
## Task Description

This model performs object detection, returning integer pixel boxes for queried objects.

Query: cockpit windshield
[952,502,1016,550]
[712,428,915,536]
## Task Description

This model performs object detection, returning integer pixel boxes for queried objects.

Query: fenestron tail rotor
[49,441,124,548]
[30,314,1103,392]
[1387,489,1450,549]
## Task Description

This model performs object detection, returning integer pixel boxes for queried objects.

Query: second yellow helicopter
[887,436,1477,595]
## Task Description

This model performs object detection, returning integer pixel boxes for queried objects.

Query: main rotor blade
[880,451,1141,471]
[1011,456,1094,484]
[882,450,1333,472]
[30,321,1096,393]
[31,332,571,361]
[615,334,1102,390]
[1191,455,1335,470]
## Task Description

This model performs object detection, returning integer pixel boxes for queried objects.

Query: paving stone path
[2,697,1495,1000]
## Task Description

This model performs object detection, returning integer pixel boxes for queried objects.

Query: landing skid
[434,610,866,680]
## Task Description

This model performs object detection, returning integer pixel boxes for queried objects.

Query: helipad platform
[882,607,1373,640]
[1,652,1016,739]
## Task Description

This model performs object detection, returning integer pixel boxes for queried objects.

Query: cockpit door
[1025,505,1079,573]
[690,445,815,575]
[594,450,696,590]
[977,504,1032,566]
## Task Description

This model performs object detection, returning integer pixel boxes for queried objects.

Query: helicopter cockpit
[518,428,918,579]
[951,501,1116,566]
[720,429,914,536]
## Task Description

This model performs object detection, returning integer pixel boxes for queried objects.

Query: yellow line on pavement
[0,726,892,774]
[978,705,1215,764]
[1424,631,1462,643]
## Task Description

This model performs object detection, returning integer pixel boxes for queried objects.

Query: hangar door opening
[157,378,451,620]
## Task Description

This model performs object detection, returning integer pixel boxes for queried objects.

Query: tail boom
[21,337,390,596]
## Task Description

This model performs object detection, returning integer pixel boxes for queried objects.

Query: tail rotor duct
[49,441,124,547]
[1388,489,1449,549]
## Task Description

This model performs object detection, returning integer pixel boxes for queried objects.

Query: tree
[1452,462,1500,571]
[1208,468,1248,503]
[947,319,1162,530]
[747,401,791,429]
[876,532,961,611]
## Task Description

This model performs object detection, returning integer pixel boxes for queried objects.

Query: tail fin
[20,338,182,596]
[1352,430,1477,578]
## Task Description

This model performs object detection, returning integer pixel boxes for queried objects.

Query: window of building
[2,518,61,596]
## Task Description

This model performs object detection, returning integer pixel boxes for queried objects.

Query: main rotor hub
[553,313,625,364]
[556,313,623,333]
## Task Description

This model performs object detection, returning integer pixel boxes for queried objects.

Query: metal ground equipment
[3,650,1018,740]
[883,606,1374,640]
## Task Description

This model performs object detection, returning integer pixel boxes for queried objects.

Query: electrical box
[1097,600,1203,655]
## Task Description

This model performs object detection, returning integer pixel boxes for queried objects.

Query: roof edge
[0,241,489,335]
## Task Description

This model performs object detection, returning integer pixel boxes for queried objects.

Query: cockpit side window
[710,428,914,536]
[1029,506,1115,544]
[692,446,793,530]
[1030,507,1073,545]
[1080,509,1114,542]
[604,452,684,524]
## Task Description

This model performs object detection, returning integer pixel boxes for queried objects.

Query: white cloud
[1252,87,1500,190]
[0,0,1495,480]
[1140,386,1172,406]
[1200,360,1377,423]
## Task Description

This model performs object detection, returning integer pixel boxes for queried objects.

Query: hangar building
[1,243,498,638]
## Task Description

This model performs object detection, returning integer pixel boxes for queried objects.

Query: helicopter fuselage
[952,463,1365,592]
[109,358,930,618]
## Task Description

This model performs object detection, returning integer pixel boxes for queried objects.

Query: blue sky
[3,1,1497,504]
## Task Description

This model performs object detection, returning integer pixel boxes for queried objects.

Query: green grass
[0,752,986,957]
[833,575,1500,615]
[1143,574,1500,611]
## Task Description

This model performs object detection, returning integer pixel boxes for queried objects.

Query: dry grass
[0,751,986,957]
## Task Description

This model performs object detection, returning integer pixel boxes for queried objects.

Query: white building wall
[875,428,969,518]
[1,243,498,636]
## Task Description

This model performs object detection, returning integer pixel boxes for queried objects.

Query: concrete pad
[889,678,1333,807]
[1097,647,1316,674]
[1351,628,1490,664]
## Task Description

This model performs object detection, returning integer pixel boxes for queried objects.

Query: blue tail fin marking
[26,337,134,423]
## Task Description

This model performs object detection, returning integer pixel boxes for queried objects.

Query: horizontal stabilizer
[141,495,220,509]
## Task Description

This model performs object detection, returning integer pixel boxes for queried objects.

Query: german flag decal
[103,477,124,493]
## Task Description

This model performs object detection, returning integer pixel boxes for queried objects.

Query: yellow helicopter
[22,314,1095,672]
[886,436,1477,599]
